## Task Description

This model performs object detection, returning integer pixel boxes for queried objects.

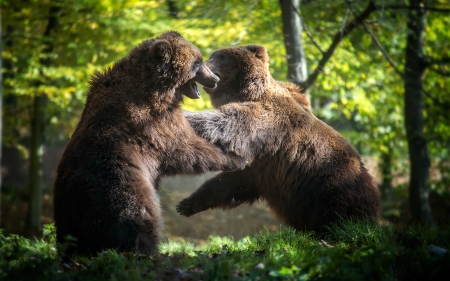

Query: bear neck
[123,86,183,119]
[210,74,277,106]
[239,69,274,101]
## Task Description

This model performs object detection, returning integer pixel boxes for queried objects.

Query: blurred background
[1,0,449,240]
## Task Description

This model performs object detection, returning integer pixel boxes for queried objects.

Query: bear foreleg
[176,170,259,217]
[184,108,262,162]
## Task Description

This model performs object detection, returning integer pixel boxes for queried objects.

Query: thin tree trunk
[279,0,308,87]
[379,150,393,213]
[24,5,60,237]
[25,95,46,236]
[0,7,3,227]
[403,0,433,224]
[167,0,179,18]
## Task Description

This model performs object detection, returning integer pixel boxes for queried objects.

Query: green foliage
[299,0,450,193]
[159,237,197,257]
[326,218,395,247]
[0,229,58,280]
[42,223,57,244]
[1,223,450,280]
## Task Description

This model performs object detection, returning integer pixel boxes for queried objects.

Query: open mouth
[184,81,200,99]
[181,80,201,99]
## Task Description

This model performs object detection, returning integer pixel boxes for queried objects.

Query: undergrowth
[1,220,449,281]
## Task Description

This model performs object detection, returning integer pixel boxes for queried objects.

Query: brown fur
[176,45,381,234]
[53,32,246,257]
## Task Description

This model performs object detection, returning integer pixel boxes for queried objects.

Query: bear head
[130,31,219,100]
[203,45,270,107]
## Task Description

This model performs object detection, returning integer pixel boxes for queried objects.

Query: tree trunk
[0,7,3,227]
[25,94,46,236]
[279,0,308,87]
[403,0,433,224]
[24,5,60,237]
[379,150,394,217]
[167,0,179,19]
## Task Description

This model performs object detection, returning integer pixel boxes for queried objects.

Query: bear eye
[219,54,226,60]
[194,60,201,67]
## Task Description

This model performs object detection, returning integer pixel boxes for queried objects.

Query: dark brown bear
[53,32,247,257]
[176,45,381,234]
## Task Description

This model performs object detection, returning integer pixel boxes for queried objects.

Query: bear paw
[176,198,201,217]
[227,154,249,171]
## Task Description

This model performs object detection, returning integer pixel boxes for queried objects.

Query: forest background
[0,0,449,240]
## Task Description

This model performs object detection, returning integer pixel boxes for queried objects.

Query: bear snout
[194,64,220,88]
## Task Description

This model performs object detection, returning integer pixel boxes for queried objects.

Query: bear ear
[150,39,172,63]
[246,45,269,62]
[161,30,183,39]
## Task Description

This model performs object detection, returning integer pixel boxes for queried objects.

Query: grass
[1,221,449,281]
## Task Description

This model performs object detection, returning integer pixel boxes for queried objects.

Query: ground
[159,172,280,242]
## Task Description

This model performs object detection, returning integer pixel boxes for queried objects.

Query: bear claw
[176,198,195,217]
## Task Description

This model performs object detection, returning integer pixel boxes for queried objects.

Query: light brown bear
[176,45,381,234]
[53,32,247,257]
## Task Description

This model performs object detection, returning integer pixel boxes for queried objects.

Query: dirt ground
[159,172,281,242]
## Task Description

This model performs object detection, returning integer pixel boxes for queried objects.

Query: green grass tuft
[1,222,449,280]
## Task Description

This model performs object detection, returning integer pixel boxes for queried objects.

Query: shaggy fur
[53,32,247,257]
[176,45,381,234]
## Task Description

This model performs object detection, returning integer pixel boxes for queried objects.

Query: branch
[429,67,450,77]
[422,89,450,118]
[299,0,377,90]
[346,0,405,79]
[340,8,351,38]
[376,5,450,13]
[292,3,325,54]
[425,56,450,66]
